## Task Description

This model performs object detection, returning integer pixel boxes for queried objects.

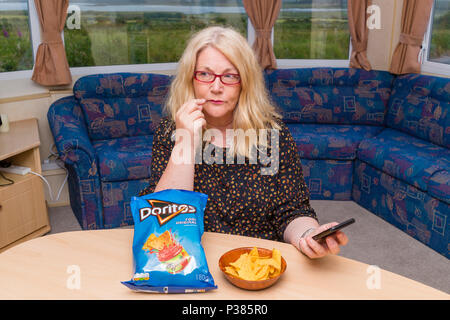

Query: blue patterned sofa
[353,73,449,258]
[48,73,171,229]
[265,68,395,200]
[48,69,449,258]
[265,68,448,258]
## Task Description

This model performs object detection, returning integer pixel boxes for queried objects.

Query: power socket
[42,159,61,171]
[0,165,31,175]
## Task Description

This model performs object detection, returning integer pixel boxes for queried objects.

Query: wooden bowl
[218,247,287,290]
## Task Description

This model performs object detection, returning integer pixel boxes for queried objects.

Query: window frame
[0,0,37,80]
[0,1,352,80]
[420,2,450,76]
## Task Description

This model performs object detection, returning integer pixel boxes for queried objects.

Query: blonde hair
[164,26,282,158]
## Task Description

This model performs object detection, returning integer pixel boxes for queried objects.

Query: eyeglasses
[194,71,241,85]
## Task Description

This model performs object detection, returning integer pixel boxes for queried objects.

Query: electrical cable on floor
[44,142,69,202]
[55,171,68,202]
[30,171,54,202]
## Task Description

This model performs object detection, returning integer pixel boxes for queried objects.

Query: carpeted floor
[47,200,449,294]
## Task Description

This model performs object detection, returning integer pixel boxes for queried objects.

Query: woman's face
[193,46,241,127]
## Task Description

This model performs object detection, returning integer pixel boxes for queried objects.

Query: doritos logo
[139,199,196,225]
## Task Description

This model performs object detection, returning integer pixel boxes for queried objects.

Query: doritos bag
[122,189,217,293]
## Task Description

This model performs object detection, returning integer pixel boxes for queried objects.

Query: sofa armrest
[47,96,96,169]
[48,96,104,228]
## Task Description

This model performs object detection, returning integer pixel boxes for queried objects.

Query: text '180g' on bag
[122,189,217,293]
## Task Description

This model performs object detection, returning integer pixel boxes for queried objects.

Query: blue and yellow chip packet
[122,189,217,293]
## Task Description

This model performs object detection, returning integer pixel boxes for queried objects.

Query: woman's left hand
[299,222,349,259]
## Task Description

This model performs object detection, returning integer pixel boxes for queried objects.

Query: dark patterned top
[139,117,318,241]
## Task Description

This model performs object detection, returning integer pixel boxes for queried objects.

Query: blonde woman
[139,26,349,259]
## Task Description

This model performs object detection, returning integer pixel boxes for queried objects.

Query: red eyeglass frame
[193,71,241,85]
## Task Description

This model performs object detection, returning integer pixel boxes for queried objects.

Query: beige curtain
[243,0,282,70]
[31,0,72,86]
[347,0,371,71]
[389,0,433,74]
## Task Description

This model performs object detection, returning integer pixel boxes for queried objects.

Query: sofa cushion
[100,179,152,228]
[386,73,450,148]
[357,128,450,192]
[300,158,353,200]
[353,159,449,259]
[93,135,154,182]
[74,73,171,140]
[287,124,383,160]
[265,68,394,125]
[428,170,450,204]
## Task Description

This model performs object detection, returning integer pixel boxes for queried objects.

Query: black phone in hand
[312,218,355,241]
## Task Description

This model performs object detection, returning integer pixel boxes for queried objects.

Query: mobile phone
[312,218,355,241]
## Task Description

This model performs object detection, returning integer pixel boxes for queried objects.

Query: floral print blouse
[139,117,318,241]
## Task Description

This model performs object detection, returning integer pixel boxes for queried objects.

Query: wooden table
[0,229,447,300]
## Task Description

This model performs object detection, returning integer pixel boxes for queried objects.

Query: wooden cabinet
[0,118,50,252]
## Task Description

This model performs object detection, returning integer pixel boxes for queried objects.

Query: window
[0,0,352,77]
[274,0,349,60]
[426,0,449,64]
[64,0,248,68]
[0,0,33,72]
[422,0,450,75]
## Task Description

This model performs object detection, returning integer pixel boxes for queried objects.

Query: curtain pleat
[31,0,72,86]
[243,0,282,70]
[347,0,372,71]
[389,0,433,75]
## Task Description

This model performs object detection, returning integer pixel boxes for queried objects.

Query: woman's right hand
[156,99,207,191]
[175,99,207,142]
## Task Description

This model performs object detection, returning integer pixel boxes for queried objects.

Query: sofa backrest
[73,73,171,141]
[264,68,394,125]
[386,73,450,149]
